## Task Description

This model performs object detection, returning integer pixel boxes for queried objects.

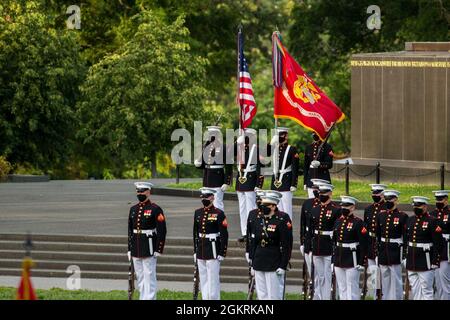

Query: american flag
[237,29,257,129]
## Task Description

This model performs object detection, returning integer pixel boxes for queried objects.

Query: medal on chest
[393,217,399,225]
[346,222,353,231]
[267,224,277,232]
[208,213,218,221]
[422,221,428,230]
[144,209,152,217]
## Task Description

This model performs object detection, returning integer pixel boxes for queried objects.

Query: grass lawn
[0,287,301,300]
[166,180,450,204]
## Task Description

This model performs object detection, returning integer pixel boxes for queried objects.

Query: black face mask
[319,194,329,203]
[202,199,211,207]
[372,195,382,203]
[341,208,351,216]
[313,190,320,198]
[261,205,271,216]
[414,207,424,215]
[385,201,395,210]
[137,194,147,202]
[436,202,445,210]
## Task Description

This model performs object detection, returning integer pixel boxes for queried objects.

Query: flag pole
[237,25,244,169]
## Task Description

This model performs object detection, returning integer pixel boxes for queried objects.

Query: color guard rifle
[193,259,200,300]
[247,264,255,300]
[128,257,135,300]
[361,261,368,300]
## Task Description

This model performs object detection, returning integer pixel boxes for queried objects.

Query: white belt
[380,237,403,244]
[314,230,333,237]
[279,165,292,174]
[134,229,157,255]
[243,165,257,173]
[133,228,156,236]
[206,165,224,169]
[336,242,359,249]
[336,242,359,267]
[198,233,220,240]
[442,234,450,240]
[198,233,220,258]
[408,242,433,249]
[408,242,433,269]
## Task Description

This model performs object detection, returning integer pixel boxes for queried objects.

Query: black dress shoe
[237,236,246,242]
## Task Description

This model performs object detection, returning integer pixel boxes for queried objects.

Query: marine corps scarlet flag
[16,257,37,300]
[272,33,345,140]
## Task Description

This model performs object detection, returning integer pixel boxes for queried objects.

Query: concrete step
[0,250,305,272]
[0,240,303,261]
[0,259,305,279]
[1,234,298,248]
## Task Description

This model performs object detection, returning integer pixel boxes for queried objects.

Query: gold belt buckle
[261,239,267,247]
[274,180,282,188]
[238,176,247,184]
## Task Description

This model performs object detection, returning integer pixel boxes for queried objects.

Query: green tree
[0,0,86,171]
[288,0,449,154]
[77,10,210,177]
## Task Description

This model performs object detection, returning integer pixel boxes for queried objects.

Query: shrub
[0,156,12,181]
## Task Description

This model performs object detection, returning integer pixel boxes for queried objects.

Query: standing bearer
[193,188,229,300]
[430,190,450,300]
[303,133,334,198]
[332,196,368,300]
[376,190,408,300]
[127,182,167,300]
[269,127,300,219]
[249,191,292,300]
[246,189,265,265]
[406,196,443,300]
[363,184,387,298]
[300,179,329,278]
[235,128,264,242]
[309,183,341,300]
[194,126,232,211]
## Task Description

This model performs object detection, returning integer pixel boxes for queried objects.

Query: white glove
[402,259,406,268]
[237,135,245,145]
[251,267,255,276]
[331,263,334,272]
[217,255,224,262]
[310,160,320,168]
[276,268,285,276]
[127,251,131,262]
[254,187,261,192]
[290,186,297,192]
[245,252,251,264]
[300,245,305,256]
[356,265,365,272]
[221,184,229,192]
[194,159,202,167]
[431,264,439,270]
[193,253,197,263]
[154,252,161,257]
[270,135,279,145]
[303,184,307,191]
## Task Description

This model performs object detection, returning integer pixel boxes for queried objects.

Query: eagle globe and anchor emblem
[293,75,321,104]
